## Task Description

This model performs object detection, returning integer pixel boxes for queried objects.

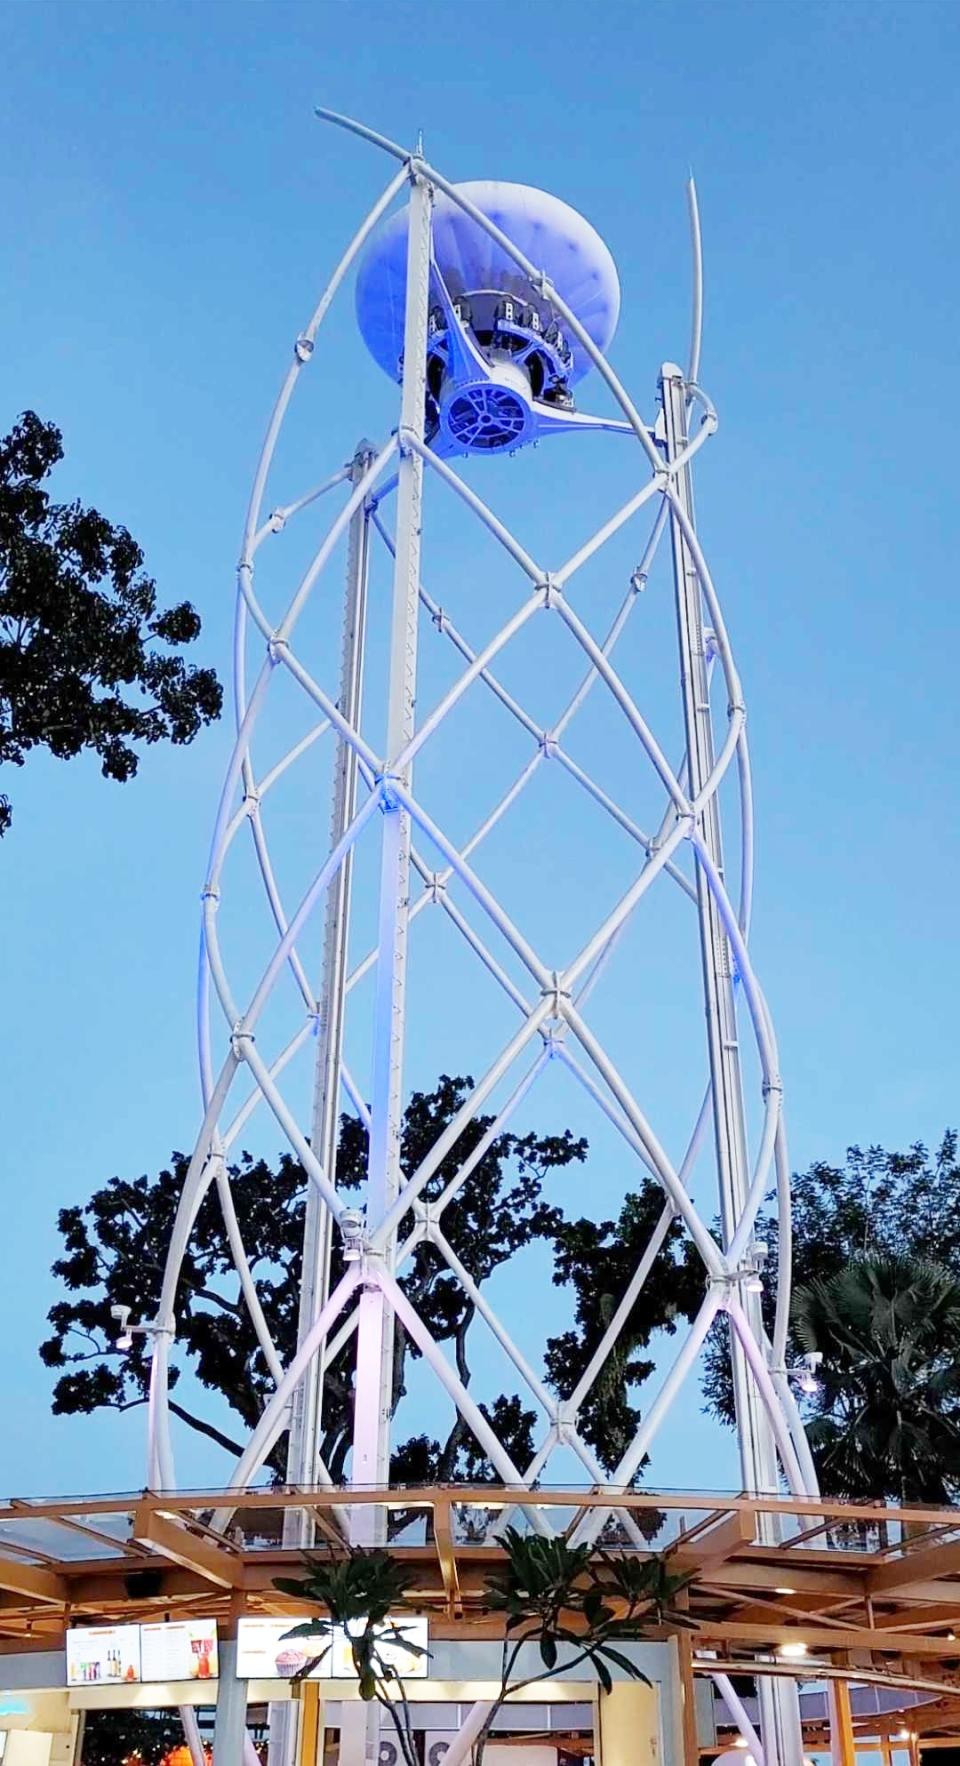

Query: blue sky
[2,0,959,1501]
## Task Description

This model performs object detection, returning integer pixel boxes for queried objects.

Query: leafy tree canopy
[793,1252,960,1504]
[703,1131,960,1434]
[546,1187,702,1472]
[0,411,221,834]
[41,1075,585,1484]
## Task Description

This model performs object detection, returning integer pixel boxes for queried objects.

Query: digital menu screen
[66,1624,141,1687]
[330,1616,429,1680]
[235,1616,331,1681]
[140,1619,219,1684]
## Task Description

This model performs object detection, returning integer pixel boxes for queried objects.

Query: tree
[0,410,221,834]
[792,1254,960,1504]
[702,1130,960,1437]
[472,1525,693,1763]
[275,1530,694,1766]
[41,1075,585,1481]
[274,1549,424,1766]
[545,1187,702,1473]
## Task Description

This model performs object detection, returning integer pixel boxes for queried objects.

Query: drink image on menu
[66,1625,141,1688]
[140,1621,219,1683]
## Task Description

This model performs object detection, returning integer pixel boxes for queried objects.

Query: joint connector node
[376,772,402,813]
[762,1076,784,1099]
[427,872,447,905]
[267,635,289,667]
[294,336,314,364]
[243,789,260,815]
[397,425,416,460]
[711,1265,764,1295]
[538,732,559,760]
[431,606,447,634]
[728,700,747,720]
[555,1403,578,1436]
[630,568,648,595]
[537,574,561,610]
[200,882,220,904]
[541,970,571,1021]
[268,509,287,535]
[539,1025,566,1058]
[231,1028,255,1056]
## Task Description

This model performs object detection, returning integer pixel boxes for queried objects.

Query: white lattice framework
[146,108,822,1766]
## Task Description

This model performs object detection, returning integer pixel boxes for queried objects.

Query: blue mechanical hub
[356,180,630,457]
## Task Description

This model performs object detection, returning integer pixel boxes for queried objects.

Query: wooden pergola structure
[5,1487,960,1761]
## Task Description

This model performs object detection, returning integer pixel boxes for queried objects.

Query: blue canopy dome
[356,179,621,388]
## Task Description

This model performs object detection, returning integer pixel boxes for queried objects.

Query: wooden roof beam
[672,1509,755,1573]
[870,1541,960,1597]
[0,1557,68,1606]
[131,1505,243,1590]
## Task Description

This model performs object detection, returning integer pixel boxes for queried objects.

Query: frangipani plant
[274,1548,427,1766]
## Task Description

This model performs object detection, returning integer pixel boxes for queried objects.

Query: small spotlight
[775,1587,796,1596]
[777,1640,809,1659]
[895,1730,911,1743]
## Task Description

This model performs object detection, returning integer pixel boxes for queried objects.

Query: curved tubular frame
[146,124,815,1766]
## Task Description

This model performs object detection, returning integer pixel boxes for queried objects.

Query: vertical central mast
[350,164,433,1539]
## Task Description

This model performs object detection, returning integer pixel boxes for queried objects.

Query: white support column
[213,1639,248,1766]
[286,441,375,1519]
[271,470,374,1766]
[350,166,432,1535]
[660,361,803,1766]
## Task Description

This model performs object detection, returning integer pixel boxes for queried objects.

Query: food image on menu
[274,1646,309,1679]
[330,1617,428,1680]
[235,1617,329,1681]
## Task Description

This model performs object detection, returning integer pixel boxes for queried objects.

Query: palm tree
[792,1254,960,1505]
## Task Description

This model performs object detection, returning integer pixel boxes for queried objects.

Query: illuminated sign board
[235,1615,428,1681]
[330,1615,428,1680]
[66,1621,218,1687]
[235,1616,330,1681]
[141,1619,219,1684]
[66,1624,141,1687]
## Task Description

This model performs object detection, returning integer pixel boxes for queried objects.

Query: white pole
[660,360,804,1766]
[350,163,433,1540]
[270,446,375,1766]
[286,444,375,1526]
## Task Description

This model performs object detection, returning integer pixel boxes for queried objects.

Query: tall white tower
[148,109,818,1766]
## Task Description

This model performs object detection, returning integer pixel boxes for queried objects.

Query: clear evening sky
[2,0,959,1498]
